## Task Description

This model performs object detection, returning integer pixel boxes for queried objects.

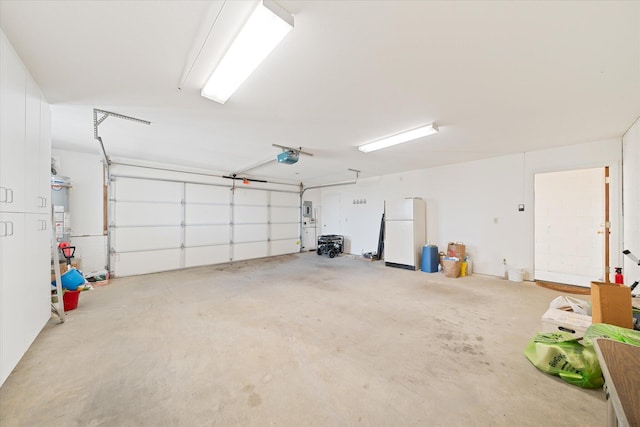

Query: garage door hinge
[605,177,610,184]
[605,221,611,228]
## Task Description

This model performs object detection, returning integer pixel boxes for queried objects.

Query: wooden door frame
[604,166,610,282]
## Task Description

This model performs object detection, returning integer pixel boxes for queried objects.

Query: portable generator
[317,234,344,258]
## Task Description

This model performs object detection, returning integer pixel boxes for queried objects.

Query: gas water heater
[51,175,72,243]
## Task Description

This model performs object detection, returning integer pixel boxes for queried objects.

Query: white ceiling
[1,0,638,185]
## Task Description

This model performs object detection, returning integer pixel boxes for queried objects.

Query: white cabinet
[0,30,52,386]
[25,75,49,213]
[24,214,51,330]
[39,101,52,210]
[0,212,26,384]
[0,214,50,385]
[0,32,26,212]
[384,198,426,270]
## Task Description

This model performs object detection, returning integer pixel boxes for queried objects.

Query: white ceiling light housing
[358,124,439,153]
[201,0,293,104]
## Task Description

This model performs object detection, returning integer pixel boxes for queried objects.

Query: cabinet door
[24,75,42,213]
[38,101,51,211]
[24,214,51,335]
[0,33,26,212]
[0,212,25,385]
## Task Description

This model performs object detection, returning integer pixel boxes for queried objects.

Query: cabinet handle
[3,221,14,236]
[0,222,6,237]
[42,197,47,207]
[7,189,13,203]
[41,220,47,230]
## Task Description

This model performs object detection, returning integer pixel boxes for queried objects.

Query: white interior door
[321,194,341,235]
[534,168,605,287]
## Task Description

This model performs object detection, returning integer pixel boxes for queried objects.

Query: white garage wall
[55,136,625,281]
[623,117,640,285]
[320,138,623,280]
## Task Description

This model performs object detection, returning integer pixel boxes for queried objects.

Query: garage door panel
[271,223,299,240]
[114,249,181,276]
[234,189,267,205]
[185,225,229,246]
[271,192,299,206]
[114,226,181,252]
[270,207,299,223]
[234,206,268,223]
[234,242,268,260]
[185,245,230,267]
[185,204,230,225]
[234,224,268,242]
[115,179,182,202]
[115,202,181,226]
[185,184,230,203]
[271,239,299,256]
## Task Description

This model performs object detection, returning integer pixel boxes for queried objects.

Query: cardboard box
[541,307,592,339]
[591,281,633,328]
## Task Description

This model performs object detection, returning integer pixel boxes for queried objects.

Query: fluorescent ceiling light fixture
[358,124,439,153]
[201,0,293,104]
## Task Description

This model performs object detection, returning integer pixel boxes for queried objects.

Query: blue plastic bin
[421,245,439,273]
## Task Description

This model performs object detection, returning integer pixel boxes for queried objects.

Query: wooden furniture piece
[593,338,640,427]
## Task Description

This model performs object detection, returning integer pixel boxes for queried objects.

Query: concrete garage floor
[1,253,604,426]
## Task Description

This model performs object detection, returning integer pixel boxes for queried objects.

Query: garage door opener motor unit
[317,234,344,258]
[276,150,299,164]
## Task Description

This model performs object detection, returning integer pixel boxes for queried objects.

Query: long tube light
[358,123,439,153]
[201,0,293,104]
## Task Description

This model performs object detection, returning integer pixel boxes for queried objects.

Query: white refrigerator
[384,198,426,270]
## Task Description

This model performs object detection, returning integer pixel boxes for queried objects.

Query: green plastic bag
[583,323,640,347]
[524,332,603,388]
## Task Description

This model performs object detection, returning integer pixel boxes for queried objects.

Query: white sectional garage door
[110,174,300,277]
